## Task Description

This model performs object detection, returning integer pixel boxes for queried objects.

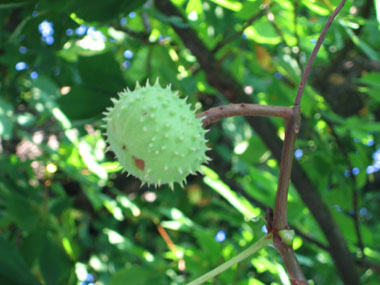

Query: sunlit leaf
[302,0,330,16]
[202,166,261,221]
[210,0,242,11]
[245,19,281,45]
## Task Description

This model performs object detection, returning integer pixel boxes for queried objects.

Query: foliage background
[1,0,380,284]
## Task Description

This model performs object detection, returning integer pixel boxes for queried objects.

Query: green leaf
[58,85,110,120]
[357,72,380,88]
[78,140,107,180]
[58,53,126,119]
[202,166,261,221]
[77,52,126,94]
[19,229,45,268]
[244,18,281,45]
[194,230,222,264]
[72,0,145,22]
[148,9,190,28]
[7,193,40,232]
[210,0,242,11]
[236,1,262,20]
[0,98,14,140]
[237,136,268,165]
[39,234,73,285]
[110,268,165,285]
[366,88,380,103]
[186,0,203,15]
[324,189,352,210]
[160,207,196,231]
[125,46,150,82]
[343,27,380,61]
[7,14,34,44]
[0,235,39,285]
[0,1,28,9]
[301,0,330,16]
[29,76,72,130]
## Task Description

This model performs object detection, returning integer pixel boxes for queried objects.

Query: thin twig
[142,0,153,34]
[157,224,177,254]
[324,119,365,259]
[212,4,269,53]
[293,0,303,73]
[266,10,289,47]
[196,103,293,127]
[157,224,186,271]
[266,6,302,71]
[294,0,346,106]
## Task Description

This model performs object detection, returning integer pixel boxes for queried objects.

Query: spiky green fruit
[103,79,209,189]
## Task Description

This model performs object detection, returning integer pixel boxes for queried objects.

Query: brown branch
[154,1,360,284]
[294,0,346,106]
[197,105,306,282]
[270,104,307,284]
[218,172,380,272]
[272,3,346,282]
[274,238,307,284]
[272,106,300,230]
[196,103,292,127]
[194,99,306,283]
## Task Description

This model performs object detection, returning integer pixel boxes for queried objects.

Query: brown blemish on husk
[132,155,145,171]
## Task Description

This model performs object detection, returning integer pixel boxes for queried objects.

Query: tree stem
[272,106,300,230]
[274,237,308,285]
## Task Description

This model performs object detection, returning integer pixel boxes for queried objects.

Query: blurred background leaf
[0,0,380,284]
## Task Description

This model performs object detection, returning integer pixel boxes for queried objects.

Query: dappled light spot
[123,50,133,59]
[38,20,54,45]
[122,60,130,69]
[143,191,157,202]
[294,149,303,160]
[60,86,71,95]
[215,230,226,242]
[15,62,27,71]
[244,85,254,95]
[30,71,38,79]
[19,46,27,54]
[75,24,87,36]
